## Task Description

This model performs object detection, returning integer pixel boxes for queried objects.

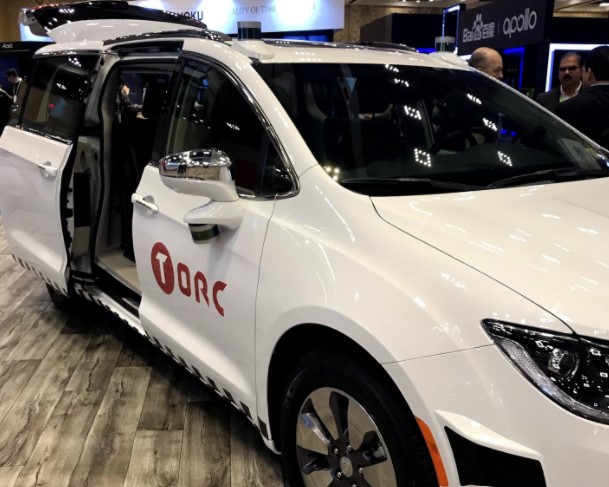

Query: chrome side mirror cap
[159,148,238,202]
[158,148,243,243]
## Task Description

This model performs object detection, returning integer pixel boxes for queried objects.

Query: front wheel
[279,352,438,487]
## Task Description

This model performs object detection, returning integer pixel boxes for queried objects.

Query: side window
[166,59,286,196]
[21,55,97,140]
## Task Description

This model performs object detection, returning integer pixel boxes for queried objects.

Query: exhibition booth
[360,0,609,97]
[456,0,609,96]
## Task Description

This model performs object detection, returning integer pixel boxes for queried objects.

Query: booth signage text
[459,0,550,54]
[133,0,344,34]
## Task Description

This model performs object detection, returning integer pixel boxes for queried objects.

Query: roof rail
[104,29,231,47]
[262,39,338,49]
[357,41,417,53]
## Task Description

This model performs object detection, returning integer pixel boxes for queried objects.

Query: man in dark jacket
[5,68,22,103]
[557,46,609,147]
[536,52,582,113]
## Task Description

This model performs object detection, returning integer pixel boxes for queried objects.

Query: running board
[74,283,146,336]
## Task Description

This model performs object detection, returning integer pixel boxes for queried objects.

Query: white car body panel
[0,127,72,292]
[250,42,463,68]
[389,346,609,487]
[255,165,566,362]
[44,19,201,43]
[372,178,609,337]
[133,165,274,409]
[35,41,105,54]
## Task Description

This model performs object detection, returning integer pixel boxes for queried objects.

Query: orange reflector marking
[416,416,449,487]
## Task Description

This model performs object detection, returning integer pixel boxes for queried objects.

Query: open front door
[0,53,99,293]
[131,55,291,415]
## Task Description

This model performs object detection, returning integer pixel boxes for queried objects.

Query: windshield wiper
[340,177,483,196]
[487,168,609,189]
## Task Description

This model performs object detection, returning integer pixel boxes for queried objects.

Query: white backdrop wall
[133,0,344,34]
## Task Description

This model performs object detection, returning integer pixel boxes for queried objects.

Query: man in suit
[557,46,609,147]
[536,52,582,113]
[468,47,503,80]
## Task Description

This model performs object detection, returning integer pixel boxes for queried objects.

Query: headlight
[482,319,609,424]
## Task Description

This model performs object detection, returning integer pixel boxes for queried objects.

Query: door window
[21,55,97,141]
[164,58,290,196]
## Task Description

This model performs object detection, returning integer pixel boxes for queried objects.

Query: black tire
[46,284,74,311]
[279,351,438,487]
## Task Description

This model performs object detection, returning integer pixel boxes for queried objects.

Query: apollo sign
[503,8,537,39]
[459,0,549,53]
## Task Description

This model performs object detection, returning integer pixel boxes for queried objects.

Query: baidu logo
[463,14,496,43]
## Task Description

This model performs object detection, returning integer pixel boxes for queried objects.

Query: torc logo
[503,8,537,38]
[151,242,227,317]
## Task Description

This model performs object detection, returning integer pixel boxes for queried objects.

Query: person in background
[5,68,23,103]
[117,77,143,122]
[468,47,503,80]
[557,46,609,148]
[536,52,582,113]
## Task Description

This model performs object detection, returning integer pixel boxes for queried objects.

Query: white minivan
[2,2,609,486]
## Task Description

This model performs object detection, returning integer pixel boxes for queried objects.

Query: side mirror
[158,148,243,243]
[158,148,238,202]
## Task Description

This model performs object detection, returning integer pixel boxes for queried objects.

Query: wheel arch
[266,322,417,452]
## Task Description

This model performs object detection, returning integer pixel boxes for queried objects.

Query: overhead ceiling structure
[345,0,609,16]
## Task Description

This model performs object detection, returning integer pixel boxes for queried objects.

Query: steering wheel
[431,130,478,154]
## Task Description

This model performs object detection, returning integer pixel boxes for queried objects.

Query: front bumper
[385,345,609,487]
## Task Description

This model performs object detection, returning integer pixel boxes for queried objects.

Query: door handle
[38,161,58,179]
[131,193,159,214]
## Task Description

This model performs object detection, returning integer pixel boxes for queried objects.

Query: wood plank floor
[0,219,285,487]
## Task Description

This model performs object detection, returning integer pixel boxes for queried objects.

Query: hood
[20,1,205,43]
[372,178,609,338]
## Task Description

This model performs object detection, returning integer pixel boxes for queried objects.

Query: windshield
[255,63,609,195]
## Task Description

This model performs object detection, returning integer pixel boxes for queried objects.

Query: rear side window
[21,55,97,140]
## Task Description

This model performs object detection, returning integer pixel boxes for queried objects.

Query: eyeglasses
[559,65,581,72]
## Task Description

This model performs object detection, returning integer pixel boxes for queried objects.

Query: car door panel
[0,53,98,293]
[0,127,73,290]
